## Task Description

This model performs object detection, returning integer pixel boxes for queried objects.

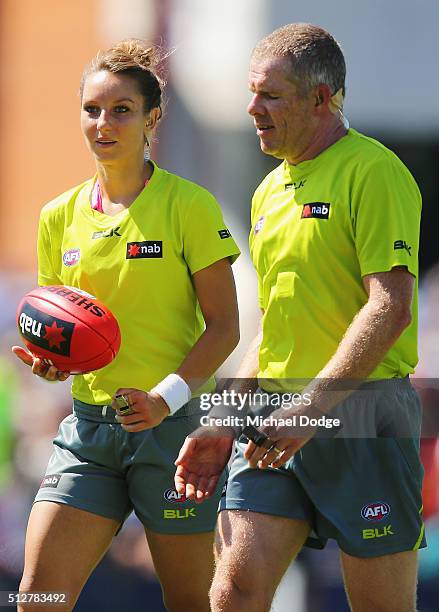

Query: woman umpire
[12,39,239,611]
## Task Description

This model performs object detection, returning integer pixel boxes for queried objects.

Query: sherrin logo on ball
[16,285,121,374]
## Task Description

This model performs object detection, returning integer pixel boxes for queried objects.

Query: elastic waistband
[259,376,412,395]
[72,397,202,423]
[352,376,412,392]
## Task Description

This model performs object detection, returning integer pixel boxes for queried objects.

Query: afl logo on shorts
[164,488,187,503]
[361,502,391,521]
[63,248,81,267]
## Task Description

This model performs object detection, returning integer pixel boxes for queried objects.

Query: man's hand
[112,388,170,431]
[175,427,234,503]
[244,406,318,469]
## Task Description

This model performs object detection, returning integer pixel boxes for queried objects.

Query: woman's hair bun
[107,39,162,72]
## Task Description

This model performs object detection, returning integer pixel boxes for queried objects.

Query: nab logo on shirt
[18,302,74,356]
[40,474,61,488]
[126,241,163,259]
[301,202,330,219]
[361,502,391,522]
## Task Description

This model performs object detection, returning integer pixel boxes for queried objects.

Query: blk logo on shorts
[40,474,61,488]
[126,241,163,259]
[163,488,188,503]
[362,525,394,539]
[301,202,330,219]
[218,229,231,239]
[63,248,80,267]
[18,302,74,356]
[163,509,196,519]
[361,502,391,522]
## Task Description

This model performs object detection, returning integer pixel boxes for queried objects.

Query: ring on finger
[266,442,282,455]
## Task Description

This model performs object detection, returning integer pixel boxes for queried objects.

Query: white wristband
[151,373,192,415]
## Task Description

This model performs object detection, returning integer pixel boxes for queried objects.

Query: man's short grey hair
[253,23,346,98]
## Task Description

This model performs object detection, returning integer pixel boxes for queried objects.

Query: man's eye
[265,94,279,100]
[114,106,129,113]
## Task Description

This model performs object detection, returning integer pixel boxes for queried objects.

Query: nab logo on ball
[361,502,391,522]
[18,302,74,356]
[126,241,163,259]
[62,248,80,267]
[164,488,187,503]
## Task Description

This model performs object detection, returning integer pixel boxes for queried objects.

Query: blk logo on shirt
[92,227,122,239]
[18,302,74,356]
[301,202,330,219]
[126,241,163,259]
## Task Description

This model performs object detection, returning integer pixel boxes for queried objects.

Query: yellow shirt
[250,129,421,391]
[38,162,240,404]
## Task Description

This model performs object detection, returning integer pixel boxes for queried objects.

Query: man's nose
[247,94,264,116]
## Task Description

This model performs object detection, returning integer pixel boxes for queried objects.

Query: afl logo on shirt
[301,203,330,219]
[63,248,81,267]
[254,216,265,235]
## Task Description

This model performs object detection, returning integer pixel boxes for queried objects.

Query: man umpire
[176,23,424,611]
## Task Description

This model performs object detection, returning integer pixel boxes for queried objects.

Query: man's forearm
[235,330,262,379]
[307,298,411,413]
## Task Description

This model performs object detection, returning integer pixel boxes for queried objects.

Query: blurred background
[0,0,438,610]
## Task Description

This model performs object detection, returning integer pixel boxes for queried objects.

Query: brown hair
[80,39,166,118]
[253,23,346,98]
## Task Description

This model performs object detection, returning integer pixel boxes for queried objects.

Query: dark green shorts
[35,398,224,534]
[220,378,426,557]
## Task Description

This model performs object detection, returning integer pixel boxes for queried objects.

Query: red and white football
[16,285,121,374]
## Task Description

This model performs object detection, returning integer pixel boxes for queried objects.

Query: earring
[144,135,151,162]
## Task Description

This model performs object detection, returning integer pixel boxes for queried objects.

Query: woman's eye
[114,106,129,113]
[83,105,99,114]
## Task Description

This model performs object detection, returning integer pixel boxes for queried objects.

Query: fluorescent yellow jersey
[38,162,240,405]
[250,129,421,390]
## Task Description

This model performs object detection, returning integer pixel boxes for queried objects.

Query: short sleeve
[351,156,421,278]
[37,211,61,286]
[249,193,265,308]
[183,191,240,274]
